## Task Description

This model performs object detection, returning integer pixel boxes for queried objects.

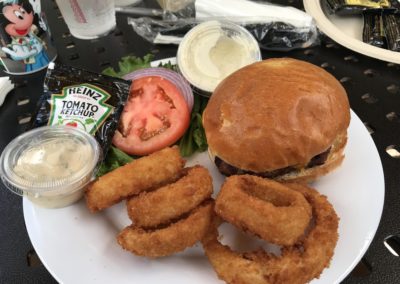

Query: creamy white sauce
[14,138,92,181]
[13,137,93,208]
[178,21,260,92]
[193,34,250,81]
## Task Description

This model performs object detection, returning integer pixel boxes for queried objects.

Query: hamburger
[202,58,350,183]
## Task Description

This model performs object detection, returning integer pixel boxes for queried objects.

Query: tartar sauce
[0,126,100,209]
[12,137,94,208]
[177,21,261,93]
[14,138,92,182]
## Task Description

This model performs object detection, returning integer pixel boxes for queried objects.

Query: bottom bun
[275,148,345,183]
[209,133,347,183]
[276,134,347,183]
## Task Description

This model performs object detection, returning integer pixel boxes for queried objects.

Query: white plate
[304,0,400,64]
[23,110,384,284]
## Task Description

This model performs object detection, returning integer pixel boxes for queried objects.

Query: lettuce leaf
[102,54,154,78]
[96,146,134,177]
[178,96,208,157]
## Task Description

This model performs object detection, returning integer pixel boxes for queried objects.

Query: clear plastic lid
[177,20,262,93]
[0,125,101,196]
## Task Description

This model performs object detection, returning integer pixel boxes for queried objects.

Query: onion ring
[215,175,312,246]
[127,165,213,227]
[118,201,213,258]
[85,147,185,212]
[202,182,339,284]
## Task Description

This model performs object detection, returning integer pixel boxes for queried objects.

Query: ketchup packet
[32,62,130,158]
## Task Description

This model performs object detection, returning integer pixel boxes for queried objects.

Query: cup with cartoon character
[0,0,57,74]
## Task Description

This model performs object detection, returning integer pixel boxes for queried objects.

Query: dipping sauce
[0,126,101,208]
[177,20,261,94]
[14,138,92,182]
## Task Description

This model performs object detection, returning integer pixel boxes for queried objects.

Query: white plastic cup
[0,126,101,208]
[55,0,116,40]
[177,20,261,95]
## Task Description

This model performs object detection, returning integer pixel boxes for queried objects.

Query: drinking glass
[56,0,116,40]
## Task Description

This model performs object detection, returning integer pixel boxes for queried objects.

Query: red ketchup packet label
[32,62,130,159]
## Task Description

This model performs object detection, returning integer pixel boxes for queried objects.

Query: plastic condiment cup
[0,125,101,208]
[177,20,262,96]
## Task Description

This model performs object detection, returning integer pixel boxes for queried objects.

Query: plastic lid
[0,125,101,196]
[177,20,262,93]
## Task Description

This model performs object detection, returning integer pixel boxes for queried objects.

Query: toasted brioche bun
[203,58,350,180]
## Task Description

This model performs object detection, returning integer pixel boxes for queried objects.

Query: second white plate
[304,0,400,64]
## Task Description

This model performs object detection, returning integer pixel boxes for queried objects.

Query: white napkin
[0,77,14,107]
[195,0,313,28]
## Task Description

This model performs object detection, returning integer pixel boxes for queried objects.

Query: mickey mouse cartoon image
[1,0,49,72]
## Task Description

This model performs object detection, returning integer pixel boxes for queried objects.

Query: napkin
[128,0,319,50]
[0,77,14,107]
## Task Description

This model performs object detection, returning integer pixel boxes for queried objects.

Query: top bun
[203,58,350,173]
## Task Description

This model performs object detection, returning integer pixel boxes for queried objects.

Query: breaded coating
[85,147,185,212]
[215,175,312,246]
[118,201,213,258]
[202,183,339,284]
[127,165,213,227]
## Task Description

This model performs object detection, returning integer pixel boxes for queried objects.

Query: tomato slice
[112,76,190,156]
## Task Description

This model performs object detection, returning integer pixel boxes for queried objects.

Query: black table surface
[1,0,399,283]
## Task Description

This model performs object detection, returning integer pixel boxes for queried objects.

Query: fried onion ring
[215,175,312,246]
[202,182,339,284]
[85,147,185,212]
[127,165,213,227]
[118,201,213,258]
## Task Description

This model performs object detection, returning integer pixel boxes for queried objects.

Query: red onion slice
[123,67,194,112]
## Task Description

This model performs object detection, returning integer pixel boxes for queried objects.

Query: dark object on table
[382,13,400,51]
[246,21,318,51]
[325,0,390,15]
[363,11,387,48]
